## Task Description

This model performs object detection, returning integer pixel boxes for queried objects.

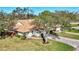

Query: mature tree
[34,11,55,31]
[34,10,78,32]
[0,10,16,31]
[55,11,77,30]
[11,7,34,19]
[0,11,9,31]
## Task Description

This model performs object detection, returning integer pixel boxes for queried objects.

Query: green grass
[66,29,79,33]
[70,24,79,27]
[0,37,75,51]
[58,32,79,40]
[69,30,79,33]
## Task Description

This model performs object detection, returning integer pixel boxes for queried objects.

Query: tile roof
[14,19,35,32]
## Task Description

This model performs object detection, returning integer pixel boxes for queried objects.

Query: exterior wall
[56,27,61,32]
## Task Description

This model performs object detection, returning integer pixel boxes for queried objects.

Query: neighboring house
[72,26,79,30]
[56,27,61,32]
[70,21,79,30]
[52,24,61,32]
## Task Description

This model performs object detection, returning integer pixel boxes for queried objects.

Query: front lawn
[58,32,79,40]
[0,37,75,51]
[70,24,79,27]
[67,29,79,33]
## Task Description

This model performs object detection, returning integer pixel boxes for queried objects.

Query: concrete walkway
[51,36,79,51]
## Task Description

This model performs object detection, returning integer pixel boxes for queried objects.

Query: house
[72,26,79,30]
[70,21,79,30]
[13,19,41,38]
[14,19,62,32]
[52,24,61,32]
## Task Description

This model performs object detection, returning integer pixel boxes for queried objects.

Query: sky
[0,7,79,15]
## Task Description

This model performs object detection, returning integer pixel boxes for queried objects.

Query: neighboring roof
[14,19,35,32]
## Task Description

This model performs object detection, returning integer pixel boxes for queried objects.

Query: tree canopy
[34,10,78,31]
[0,7,35,31]
[0,7,78,32]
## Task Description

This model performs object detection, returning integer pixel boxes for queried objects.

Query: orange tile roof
[14,19,35,32]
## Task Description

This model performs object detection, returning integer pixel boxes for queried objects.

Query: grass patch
[70,24,79,27]
[58,32,79,40]
[0,37,75,51]
[66,29,79,33]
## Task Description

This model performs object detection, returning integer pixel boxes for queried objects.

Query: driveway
[50,36,79,51]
